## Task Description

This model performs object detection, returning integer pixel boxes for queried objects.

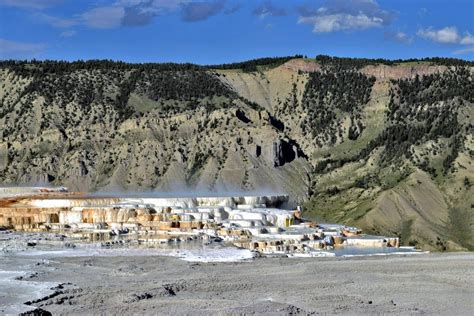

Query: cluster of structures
[0,187,400,256]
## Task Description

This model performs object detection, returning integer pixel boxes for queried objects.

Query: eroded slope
[0,57,473,249]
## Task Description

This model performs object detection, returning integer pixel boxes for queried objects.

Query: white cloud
[452,46,474,55]
[0,38,46,59]
[299,13,384,33]
[80,6,126,29]
[181,0,227,22]
[385,31,412,44]
[37,6,126,30]
[417,26,474,45]
[460,33,474,45]
[33,0,223,30]
[298,0,394,33]
[253,1,287,19]
[117,0,187,11]
[417,26,460,44]
[393,31,411,43]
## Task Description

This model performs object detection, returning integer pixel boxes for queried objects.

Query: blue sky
[0,0,473,63]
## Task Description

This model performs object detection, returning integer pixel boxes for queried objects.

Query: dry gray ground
[2,252,473,315]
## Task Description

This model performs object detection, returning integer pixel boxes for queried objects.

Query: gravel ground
[1,251,473,315]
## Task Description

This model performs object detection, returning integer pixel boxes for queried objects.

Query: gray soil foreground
[3,252,474,315]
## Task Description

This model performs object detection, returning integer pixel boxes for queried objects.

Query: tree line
[315,55,474,70]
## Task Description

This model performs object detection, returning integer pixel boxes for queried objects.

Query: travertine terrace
[0,187,401,257]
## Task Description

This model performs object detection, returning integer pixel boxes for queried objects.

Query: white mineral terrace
[0,187,415,257]
[26,195,291,209]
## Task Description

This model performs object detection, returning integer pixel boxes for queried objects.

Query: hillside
[0,56,473,250]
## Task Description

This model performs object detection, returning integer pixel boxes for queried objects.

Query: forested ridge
[315,54,474,70]
[311,67,473,178]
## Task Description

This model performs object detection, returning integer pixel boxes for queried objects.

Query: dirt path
[2,252,473,315]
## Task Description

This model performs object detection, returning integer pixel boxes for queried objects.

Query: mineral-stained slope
[0,56,473,250]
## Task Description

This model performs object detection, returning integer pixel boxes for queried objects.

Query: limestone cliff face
[0,58,473,250]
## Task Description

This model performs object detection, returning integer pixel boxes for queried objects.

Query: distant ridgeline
[204,55,305,71]
[313,55,474,70]
[0,55,472,251]
[1,54,472,70]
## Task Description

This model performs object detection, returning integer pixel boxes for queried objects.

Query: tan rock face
[281,59,321,73]
[361,64,449,80]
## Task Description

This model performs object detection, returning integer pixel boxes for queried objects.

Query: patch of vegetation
[448,207,474,250]
[205,55,304,72]
[115,69,142,119]
[299,70,375,146]
[135,69,236,102]
[128,93,160,113]
[399,219,414,246]
[186,151,209,186]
